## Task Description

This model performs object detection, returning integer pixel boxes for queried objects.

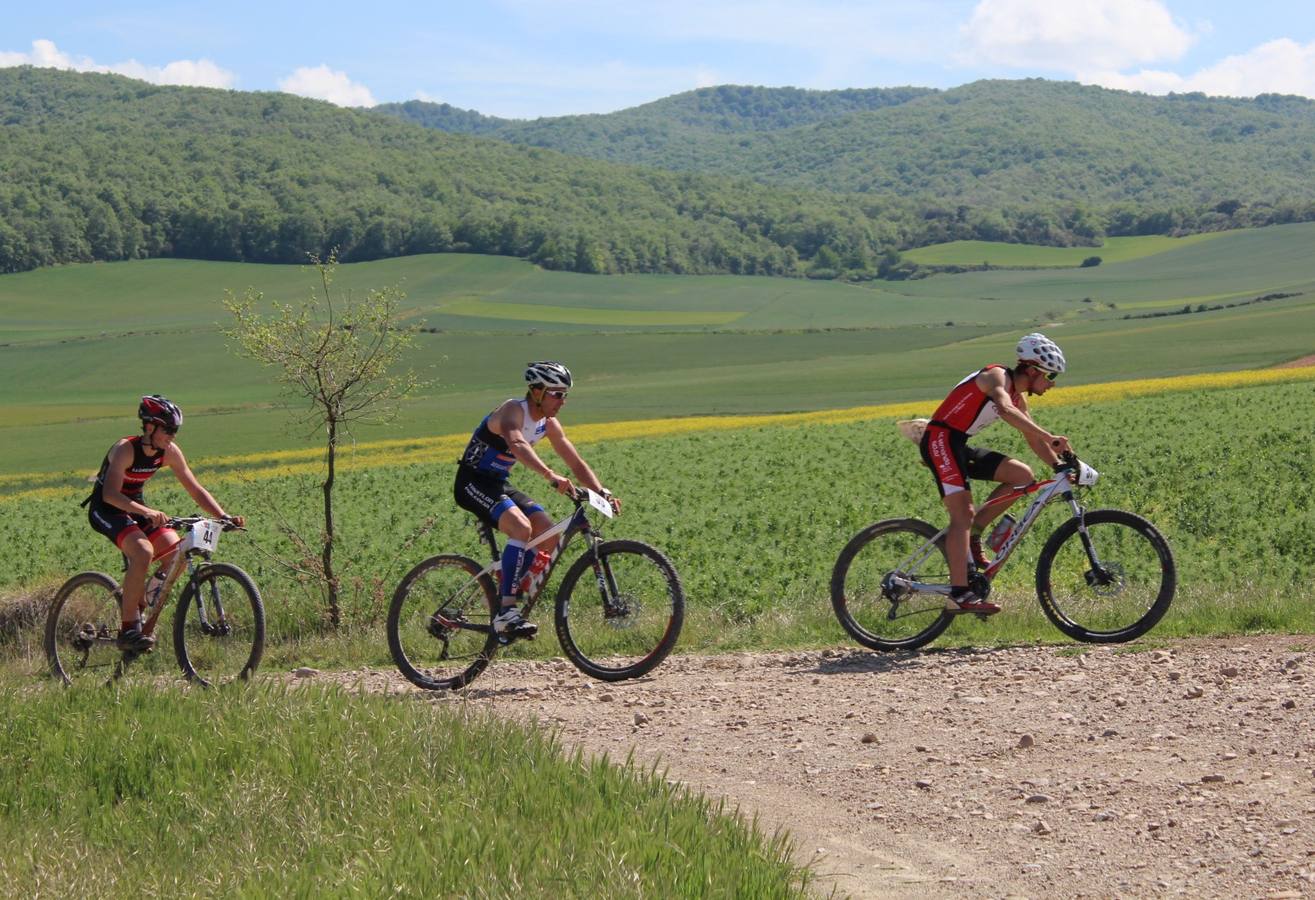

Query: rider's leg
[120,533,154,627]
[972,458,1034,535]
[942,490,975,589]
[495,507,533,606]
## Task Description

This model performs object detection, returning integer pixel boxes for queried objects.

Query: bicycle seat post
[477,522,500,562]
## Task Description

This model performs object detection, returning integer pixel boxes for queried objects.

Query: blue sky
[3,1,1314,117]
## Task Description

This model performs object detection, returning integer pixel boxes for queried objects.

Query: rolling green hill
[0,67,897,277]
[384,80,1315,235]
[2,223,1312,475]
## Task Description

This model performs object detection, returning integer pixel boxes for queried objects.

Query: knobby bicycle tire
[831,518,955,651]
[45,571,122,685]
[388,554,500,690]
[554,539,685,681]
[174,562,266,685]
[1035,508,1176,643]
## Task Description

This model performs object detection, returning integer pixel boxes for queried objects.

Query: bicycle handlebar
[165,515,245,532]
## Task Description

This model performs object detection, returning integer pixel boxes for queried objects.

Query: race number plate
[185,519,222,553]
[584,489,615,519]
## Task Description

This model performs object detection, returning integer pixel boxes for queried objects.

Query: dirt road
[323,636,1314,898]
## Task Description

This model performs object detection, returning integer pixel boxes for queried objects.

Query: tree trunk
[323,416,340,628]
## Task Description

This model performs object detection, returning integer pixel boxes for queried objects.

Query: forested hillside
[7,68,1315,279]
[0,68,902,276]
[383,80,1315,233]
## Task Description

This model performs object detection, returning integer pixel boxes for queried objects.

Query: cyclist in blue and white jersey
[454,362,620,639]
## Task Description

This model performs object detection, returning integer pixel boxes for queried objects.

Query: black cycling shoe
[115,627,157,653]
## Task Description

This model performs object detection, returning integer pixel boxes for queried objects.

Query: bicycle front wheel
[174,563,266,685]
[831,518,955,651]
[387,554,499,690]
[554,540,684,682]
[1036,508,1176,643]
[45,572,123,686]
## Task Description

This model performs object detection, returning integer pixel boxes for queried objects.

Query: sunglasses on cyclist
[1034,367,1059,383]
[543,390,569,400]
[156,424,178,435]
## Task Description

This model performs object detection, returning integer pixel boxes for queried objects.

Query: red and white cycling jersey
[929,365,1021,436]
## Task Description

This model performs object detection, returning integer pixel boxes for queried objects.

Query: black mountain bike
[388,488,684,689]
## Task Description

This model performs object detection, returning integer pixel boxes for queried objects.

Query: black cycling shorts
[87,502,178,556]
[919,424,1007,497]
[454,468,545,528]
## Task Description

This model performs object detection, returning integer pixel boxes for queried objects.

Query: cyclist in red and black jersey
[85,395,244,651]
[920,334,1071,615]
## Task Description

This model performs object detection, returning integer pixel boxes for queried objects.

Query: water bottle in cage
[518,550,551,594]
[986,515,1017,553]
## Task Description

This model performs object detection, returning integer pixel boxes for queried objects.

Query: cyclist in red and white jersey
[454,362,619,639]
[919,334,1071,614]
[85,395,244,651]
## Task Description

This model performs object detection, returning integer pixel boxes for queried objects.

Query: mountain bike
[831,452,1176,650]
[45,516,265,686]
[388,488,684,690]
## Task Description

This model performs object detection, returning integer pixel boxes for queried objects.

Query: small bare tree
[224,252,422,627]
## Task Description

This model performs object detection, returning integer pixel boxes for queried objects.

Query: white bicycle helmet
[1016,333,1066,375]
[525,361,573,390]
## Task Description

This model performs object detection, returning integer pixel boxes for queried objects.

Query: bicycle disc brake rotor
[602,595,638,628]
[1084,562,1127,597]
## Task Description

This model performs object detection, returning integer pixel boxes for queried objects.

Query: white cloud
[961,0,1194,71]
[1084,38,1315,98]
[0,38,235,88]
[278,65,377,107]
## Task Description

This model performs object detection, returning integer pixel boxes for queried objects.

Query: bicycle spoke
[389,555,499,690]
[831,519,954,651]
[174,564,265,685]
[555,540,684,681]
[45,573,128,686]
[1037,509,1175,642]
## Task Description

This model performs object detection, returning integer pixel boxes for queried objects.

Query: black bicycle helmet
[138,394,183,431]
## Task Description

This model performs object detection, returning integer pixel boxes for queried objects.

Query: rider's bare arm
[101,440,168,526]
[546,420,619,510]
[978,369,1070,463]
[165,444,243,526]
[492,400,572,494]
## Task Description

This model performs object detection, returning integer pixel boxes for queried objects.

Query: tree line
[3,68,1315,280]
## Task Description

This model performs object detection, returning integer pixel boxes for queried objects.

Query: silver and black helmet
[525,361,573,390]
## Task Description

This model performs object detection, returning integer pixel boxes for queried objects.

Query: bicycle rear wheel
[388,554,500,690]
[831,518,955,651]
[1036,508,1176,643]
[174,563,265,685]
[554,540,684,681]
[45,572,123,685]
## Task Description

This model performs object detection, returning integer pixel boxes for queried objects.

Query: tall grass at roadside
[0,684,809,899]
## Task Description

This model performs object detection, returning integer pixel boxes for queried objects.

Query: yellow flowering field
[3,364,1313,506]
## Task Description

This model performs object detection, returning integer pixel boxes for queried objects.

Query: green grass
[0,683,809,898]
[901,231,1230,267]
[4,379,1313,669]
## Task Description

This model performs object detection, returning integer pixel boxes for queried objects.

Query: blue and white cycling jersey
[459,399,548,477]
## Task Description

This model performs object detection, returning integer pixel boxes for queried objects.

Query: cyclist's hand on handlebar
[1048,434,1072,456]
[550,474,576,497]
[601,489,622,516]
[143,507,169,528]
[224,514,246,529]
